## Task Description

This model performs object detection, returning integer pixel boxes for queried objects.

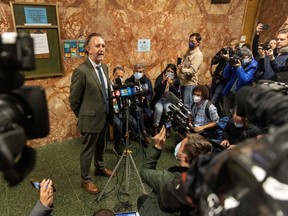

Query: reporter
[29,179,54,216]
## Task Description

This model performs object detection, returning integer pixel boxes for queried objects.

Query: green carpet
[0,133,179,216]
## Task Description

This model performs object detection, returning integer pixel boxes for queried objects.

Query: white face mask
[134,72,143,80]
[193,95,202,103]
[234,122,244,128]
[166,71,174,80]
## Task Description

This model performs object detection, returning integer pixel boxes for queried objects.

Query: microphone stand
[97,98,147,201]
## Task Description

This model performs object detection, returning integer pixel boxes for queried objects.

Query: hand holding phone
[31,180,56,192]
[262,24,269,30]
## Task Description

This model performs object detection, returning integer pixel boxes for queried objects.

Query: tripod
[97,99,147,201]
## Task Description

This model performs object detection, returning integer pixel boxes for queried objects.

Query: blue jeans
[181,85,195,108]
[153,97,171,127]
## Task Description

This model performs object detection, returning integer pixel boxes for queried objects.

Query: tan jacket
[178,47,203,86]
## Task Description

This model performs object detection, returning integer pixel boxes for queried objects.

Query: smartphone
[177,57,182,65]
[30,180,56,192]
[30,181,41,190]
[262,24,269,30]
[114,212,139,216]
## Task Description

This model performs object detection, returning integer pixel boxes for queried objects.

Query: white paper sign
[30,33,50,54]
[138,39,151,52]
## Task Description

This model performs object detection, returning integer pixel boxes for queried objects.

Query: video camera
[164,92,193,134]
[0,32,49,185]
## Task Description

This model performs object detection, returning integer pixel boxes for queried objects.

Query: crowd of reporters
[18,23,288,215]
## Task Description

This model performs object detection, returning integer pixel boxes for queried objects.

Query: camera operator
[258,28,288,82]
[151,63,180,137]
[138,126,212,216]
[124,63,153,145]
[221,47,258,116]
[210,38,240,115]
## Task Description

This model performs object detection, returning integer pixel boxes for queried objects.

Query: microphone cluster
[111,77,148,112]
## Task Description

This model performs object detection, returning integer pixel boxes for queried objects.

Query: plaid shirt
[191,100,219,127]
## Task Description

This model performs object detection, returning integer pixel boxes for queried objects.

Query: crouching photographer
[0,32,49,185]
[158,85,288,215]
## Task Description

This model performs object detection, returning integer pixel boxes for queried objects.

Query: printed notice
[137,39,151,52]
[31,33,50,55]
[64,40,77,58]
[24,7,48,24]
[78,40,86,58]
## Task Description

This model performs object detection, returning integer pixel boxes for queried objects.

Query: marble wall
[1,0,282,146]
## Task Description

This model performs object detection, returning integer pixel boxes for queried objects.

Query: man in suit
[69,33,113,195]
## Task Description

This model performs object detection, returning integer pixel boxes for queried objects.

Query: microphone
[115,77,123,89]
[140,77,148,92]
[166,91,191,115]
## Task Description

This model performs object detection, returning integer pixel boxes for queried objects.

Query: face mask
[134,72,143,80]
[234,122,244,128]
[193,95,202,103]
[242,58,250,66]
[166,71,174,80]
[189,42,195,49]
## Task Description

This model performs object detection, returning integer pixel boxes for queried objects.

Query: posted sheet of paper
[31,33,50,55]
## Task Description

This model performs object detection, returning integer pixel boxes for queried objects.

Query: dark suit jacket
[69,59,112,133]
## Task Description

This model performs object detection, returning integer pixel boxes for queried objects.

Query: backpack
[204,101,230,142]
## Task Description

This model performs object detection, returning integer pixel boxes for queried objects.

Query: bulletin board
[10,2,63,79]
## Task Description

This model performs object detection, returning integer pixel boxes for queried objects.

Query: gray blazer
[69,59,112,133]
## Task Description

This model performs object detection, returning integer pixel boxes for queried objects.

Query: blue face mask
[134,72,143,80]
[234,122,244,128]
[189,42,195,49]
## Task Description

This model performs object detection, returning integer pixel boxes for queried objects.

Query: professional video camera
[164,92,192,134]
[0,32,49,185]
